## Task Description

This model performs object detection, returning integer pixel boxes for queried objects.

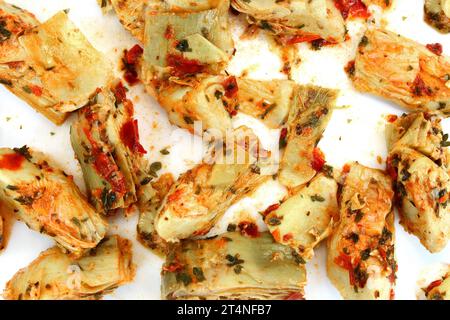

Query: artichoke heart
[265,173,338,260]
[386,112,450,253]
[0,5,113,125]
[327,163,396,300]
[154,128,271,242]
[352,28,450,114]
[3,235,135,300]
[424,0,450,33]
[140,0,233,91]
[162,232,306,300]
[279,85,337,188]
[70,82,150,214]
[0,147,107,258]
[231,0,346,43]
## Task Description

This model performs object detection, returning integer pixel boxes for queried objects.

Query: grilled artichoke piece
[4,235,135,300]
[137,173,174,255]
[156,75,236,133]
[425,0,450,33]
[0,8,113,125]
[154,130,270,242]
[70,83,148,214]
[423,268,450,300]
[231,0,346,43]
[327,163,396,300]
[141,0,233,90]
[351,28,450,114]
[0,147,107,258]
[162,232,306,300]
[265,174,338,260]
[387,113,450,252]
[279,85,337,188]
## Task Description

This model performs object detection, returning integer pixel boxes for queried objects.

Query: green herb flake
[310,194,325,202]
[192,267,205,282]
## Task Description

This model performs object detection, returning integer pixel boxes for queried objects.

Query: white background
[0,0,449,300]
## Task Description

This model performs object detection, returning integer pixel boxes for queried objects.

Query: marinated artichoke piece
[351,28,450,114]
[0,8,113,125]
[231,0,346,43]
[279,85,337,188]
[385,112,445,161]
[0,147,107,258]
[4,235,135,300]
[156,75,237,133]
[137,173,174,255]
[265,174,338,260]
[387,112,450,252]
[424,0,450,33]
[423,268,450,300]
[237,78,297,129]
[162,232,306,300]
[327,163,396,300]
[70,82,149,214]
[141,0,233,90]
[154,129,271,242]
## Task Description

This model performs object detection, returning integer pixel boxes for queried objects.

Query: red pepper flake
[438,193,448,204]
[342,163,351,174]
[164,25,174,39]
[386,114,398,123]
[386,156,398,180]
[390,288,395,300]
[222,76,238,98]
[168,189,183,202]
[163,262,183,273]
[122,45,143,86]
[0,153,25,170]
[113,82,127,104]
[238,221,259,238]
[30,85,43,97]
[284,292,304,300]
[166,54,205,77]
[82,127,127,195]
[120,119,147,155]
[126,45,143,65]
[263,203,280,216]
[287,34,322,45]
[283,233,294,242]
[311,147,326,172]
[411,76,433,97]
[334,0,370,20]
[426,43,443,56]
[425,279,443,294]
[345,60,356,77]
